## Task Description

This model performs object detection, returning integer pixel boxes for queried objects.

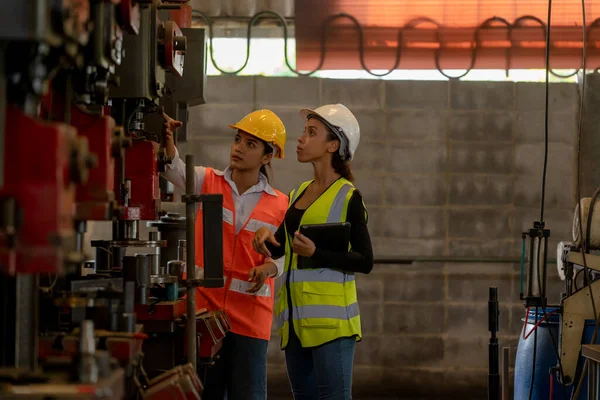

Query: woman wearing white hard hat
[252,104,374,399]
[162,109,289,400]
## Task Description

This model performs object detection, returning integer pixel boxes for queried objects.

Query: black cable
[526,1,561,399]
[190,10,581,80]
[528,306,539,400]
[539,0,567,393]
[539,0,551,225]
[523,0,568,398]
[574,268,584,291]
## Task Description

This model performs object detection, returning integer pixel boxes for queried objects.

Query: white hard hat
[298,104,360,161]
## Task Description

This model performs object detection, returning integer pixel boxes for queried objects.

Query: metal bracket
[181,194,205,204]
[561,278,600,384]
[184,278,225,289]
[568,251,600,274]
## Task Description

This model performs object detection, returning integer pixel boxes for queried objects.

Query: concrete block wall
[176,76,580,397]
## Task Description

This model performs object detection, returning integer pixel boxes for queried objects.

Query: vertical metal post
[0,46,6,190]
[185,154,196,370]
[0,274,39,369]
[589,360,598,399]
[488,287,499,400]
[501,347,510,400]
[201,194,223,288]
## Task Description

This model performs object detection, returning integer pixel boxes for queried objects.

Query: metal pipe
[488,287,499,400]
[373,256,558,265]
[149,231,160,275]
[135,254,151,305]
[185,154,196,370]
[75,220,86,252]
[125,220,139,240]
[79,320,98,384]
[178,239,186,263]
[0,46,5,190]
[501,347,510,400]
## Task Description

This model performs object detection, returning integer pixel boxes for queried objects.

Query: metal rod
[373,256,558,264]
[488,287,499,400]
[501,347,510,400]
[185,154,196,370]
[0,46,6,190]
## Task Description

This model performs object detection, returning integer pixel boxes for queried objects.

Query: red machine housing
[135,300,186,322]
[116,140,160,221]
[0,105,81,274]
[40,93,117,221]
[182,310,230,360]
[74,112,116,221]
[38,330,146,367]
[169,4,192,29]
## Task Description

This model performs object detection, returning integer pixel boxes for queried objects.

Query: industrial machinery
[0,1,227,399]
[557,196,600,385]
[516,193,600,398]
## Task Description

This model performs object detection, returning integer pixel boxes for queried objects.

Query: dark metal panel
[165,28,207,107]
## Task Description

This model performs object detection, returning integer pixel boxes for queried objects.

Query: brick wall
[86,75,579,397]
[177,76,578,397]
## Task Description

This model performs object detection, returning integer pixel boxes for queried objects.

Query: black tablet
[297,222,351,269]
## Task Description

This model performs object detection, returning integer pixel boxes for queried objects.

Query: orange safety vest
[194,168,288,340]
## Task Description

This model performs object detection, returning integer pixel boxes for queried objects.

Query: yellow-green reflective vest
[275,177,362,349]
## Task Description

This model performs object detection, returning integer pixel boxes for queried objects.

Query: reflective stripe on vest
[327,183,352,222]
[244,218,278,234]
[195,265,270,297]
[275,302,360,328]
[281,268,355,284]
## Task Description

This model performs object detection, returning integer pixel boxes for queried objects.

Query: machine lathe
[0,1,227,399]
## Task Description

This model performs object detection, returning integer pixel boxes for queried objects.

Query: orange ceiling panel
[295,0,600,71]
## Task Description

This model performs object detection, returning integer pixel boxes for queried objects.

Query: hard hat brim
[298,108,320,121]
[227,123,284,159]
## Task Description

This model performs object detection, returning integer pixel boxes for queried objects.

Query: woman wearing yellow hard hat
[252,104,374,399]
[162,109,289,400]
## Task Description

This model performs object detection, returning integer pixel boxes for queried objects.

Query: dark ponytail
[260,164,272,183]
[331,151,353,182]
[259,139,274,183]
[326,128,354,182]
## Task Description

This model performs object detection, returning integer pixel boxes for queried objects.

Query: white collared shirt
[163,147,284,277]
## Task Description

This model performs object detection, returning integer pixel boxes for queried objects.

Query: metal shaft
[501,347,510,400]
[185,154,196,370]
[488,287,499,400]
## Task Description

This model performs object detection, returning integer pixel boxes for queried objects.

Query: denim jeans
[284,328,356,400]
[200,332,268,400]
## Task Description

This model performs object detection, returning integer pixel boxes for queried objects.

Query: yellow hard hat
[228,109,286,159]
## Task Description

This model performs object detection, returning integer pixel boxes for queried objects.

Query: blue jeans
[200,332,268,400]
[284,328,356,400]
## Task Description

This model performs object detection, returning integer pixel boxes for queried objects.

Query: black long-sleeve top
[266,189,374,274]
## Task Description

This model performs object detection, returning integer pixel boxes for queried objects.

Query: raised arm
[161,112,206,194]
